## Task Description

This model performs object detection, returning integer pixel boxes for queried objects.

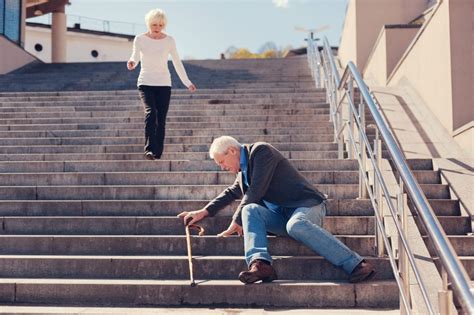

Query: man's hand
[217,220,243,237]
[177,208,209,226]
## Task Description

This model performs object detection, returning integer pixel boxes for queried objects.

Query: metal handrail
[306,35,474,314]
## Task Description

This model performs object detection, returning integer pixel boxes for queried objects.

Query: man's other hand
[217,221,243,237]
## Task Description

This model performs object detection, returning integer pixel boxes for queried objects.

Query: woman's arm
[169,37,194,89]
[127,36,141,70]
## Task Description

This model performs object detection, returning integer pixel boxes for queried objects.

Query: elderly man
[178,136,375,284]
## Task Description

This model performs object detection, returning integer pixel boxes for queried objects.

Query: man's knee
[241,203,264,219]
[286,217,308,238]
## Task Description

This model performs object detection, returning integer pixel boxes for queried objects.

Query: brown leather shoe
[349,260,376,283]
[238,259,277,284]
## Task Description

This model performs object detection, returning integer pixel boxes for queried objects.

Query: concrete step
[412,171,441,184]
[4,121,335,131]
[0,216,375,236]
[0,114,331,125]
[0,170,359,186]
[0,87,323,98]
[0,278,398,308]
[0,235,377,256]
[0,184,361,200]
[0,127,375,139]
[0,150,339,162]
[427,199,461,216]
[421,216,472,235]
[0,256,391,281]
[0,102,330,112]
[0,159,360,173]
[460,257,474,279]
[0,108,332,120]
[406,159,433,171]
[0,142,340,154]
[0,97,328,106]
[0,127,337,139]
[0,97,328,107]
[0,134,336,146]
[0,199,375,217]
[0,92,325,103]
[409,184,450,199]
[430,236,474,256]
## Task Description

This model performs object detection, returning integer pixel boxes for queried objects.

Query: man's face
[213,147,240,174]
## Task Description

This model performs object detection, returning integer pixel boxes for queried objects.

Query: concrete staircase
[406,160,473,285]
[0,56,467,310]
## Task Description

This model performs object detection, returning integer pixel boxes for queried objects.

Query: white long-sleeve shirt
[129,33,192,87]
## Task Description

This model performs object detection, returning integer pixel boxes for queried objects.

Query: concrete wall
[364,26,420,85]
[338,1,357,71]
[339,0,429,70]
[449,0,473,130]
[388,0,473,152]
[25,26,133,62]
[452,122,473,156]
[0,36,38,74]
[362,29,387,85]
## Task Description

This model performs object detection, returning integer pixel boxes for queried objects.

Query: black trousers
[138,85,172,158]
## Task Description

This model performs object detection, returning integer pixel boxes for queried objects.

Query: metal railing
[307,35,474,314]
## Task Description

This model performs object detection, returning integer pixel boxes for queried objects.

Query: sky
[29,0,348,60]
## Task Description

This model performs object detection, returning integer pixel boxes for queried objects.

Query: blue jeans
[241,202,363,274]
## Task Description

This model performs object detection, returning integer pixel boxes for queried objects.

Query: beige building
[338,0,473,156]
[25,22,133,63]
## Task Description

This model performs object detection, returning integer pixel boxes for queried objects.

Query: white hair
[209,136,241,159]
[145,8,167,28]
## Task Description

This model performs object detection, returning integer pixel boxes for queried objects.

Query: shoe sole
[238,274,277,284]
[350,269,376,283]
[144,154,155,161]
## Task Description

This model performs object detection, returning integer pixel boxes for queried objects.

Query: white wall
[25,26,133,62]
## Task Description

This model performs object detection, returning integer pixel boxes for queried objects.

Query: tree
[224,43,295,59]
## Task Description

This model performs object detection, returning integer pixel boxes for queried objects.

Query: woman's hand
[217,220,243,237]
[177,208,208,226]
[188,84,197,93]
[127,60,136,70]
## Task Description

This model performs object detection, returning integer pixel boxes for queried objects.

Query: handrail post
[439,267,454,315]
[358,99,367,199]
[313,42,321,89]
[348,77,354,159]
[375,132,385,257]
[398,181,410,314]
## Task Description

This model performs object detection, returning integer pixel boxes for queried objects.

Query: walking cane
[185,223,205,287]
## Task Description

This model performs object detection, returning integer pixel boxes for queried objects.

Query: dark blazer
[204,142,327,225]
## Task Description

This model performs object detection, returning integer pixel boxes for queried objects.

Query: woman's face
[148,20,165,34]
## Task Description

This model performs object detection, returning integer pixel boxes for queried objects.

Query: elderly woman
[127,8,196,160]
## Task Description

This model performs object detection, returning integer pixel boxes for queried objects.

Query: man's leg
[241,203,287,266]
[286,202,363,275]
[239,203,286,283]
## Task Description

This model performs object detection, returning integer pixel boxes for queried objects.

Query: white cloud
[272,0,289,9]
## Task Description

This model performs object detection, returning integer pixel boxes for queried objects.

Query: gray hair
[209,136,241,159]
[145,8,167,28]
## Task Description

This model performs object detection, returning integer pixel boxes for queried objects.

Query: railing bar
[343,79,436,312]
[346,129,412,313]
[347,62,473,312]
